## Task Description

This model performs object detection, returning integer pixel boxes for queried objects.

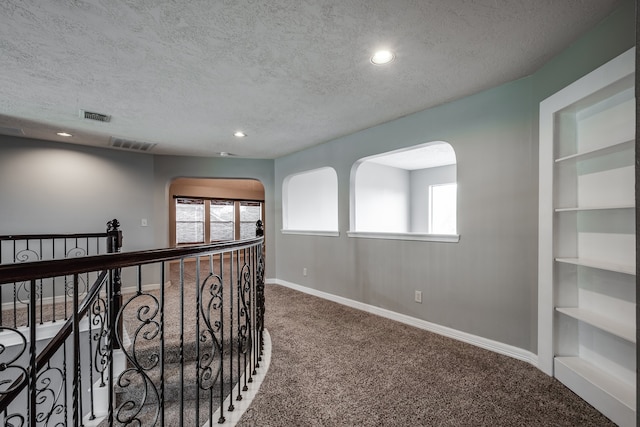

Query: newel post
[106,219,123,350]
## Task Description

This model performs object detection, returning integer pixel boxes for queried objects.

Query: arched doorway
[169,178,265,246]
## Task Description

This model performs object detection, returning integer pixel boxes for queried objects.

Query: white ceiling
[0,0,622,159]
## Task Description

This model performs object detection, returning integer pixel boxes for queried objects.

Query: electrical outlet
[303,268,308,276]
[141,218,148,227]
[414,290,422,303]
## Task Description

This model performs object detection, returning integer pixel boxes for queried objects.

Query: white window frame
[428,183,457,235]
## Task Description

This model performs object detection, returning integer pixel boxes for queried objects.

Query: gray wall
[273,1,635,353]
[152,155,276,276]
[354,162,409,232]
[0,136,155,251]
[0,138,276,278]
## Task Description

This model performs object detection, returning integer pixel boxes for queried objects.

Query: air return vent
[110,137,157,152]
[0,126,24,136]
[80,110,111,122]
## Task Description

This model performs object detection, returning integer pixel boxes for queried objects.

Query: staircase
[96,338,241,426]
[0,223,266,427]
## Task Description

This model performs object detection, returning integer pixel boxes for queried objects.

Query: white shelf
[555,357,635,427]
[556,307,635,342]
[555,257,635,275]
[555,139,633,163]
[539,48,636,426]
[555,204,634,212]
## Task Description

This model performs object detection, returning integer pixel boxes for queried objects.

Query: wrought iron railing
[0,220,122,328]
[0,220,265,426]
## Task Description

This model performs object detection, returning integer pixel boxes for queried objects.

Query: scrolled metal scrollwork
[253,244,266,369]
[256,246,265,339]
[34,367,65,426]
[65,247,86,259]
[114,292,161,426]
[199,273,224,391]
[3,413,25,427]
[91,291,110,387]
[14,248,40,264]
[237,263,252,357]
[65,274,87,305]
[13,250,41,314]
[0,328,28,397]
[114,367,159,426]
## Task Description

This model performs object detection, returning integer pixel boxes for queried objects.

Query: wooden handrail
[0,232,109,241]
[0,238,263,285]
[0,231,266,424]
[0,271,108,412]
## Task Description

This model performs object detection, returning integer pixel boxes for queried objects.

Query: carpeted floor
[238,284,615,427]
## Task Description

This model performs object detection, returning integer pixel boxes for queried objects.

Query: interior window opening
[350,141,458,241]
[282,167,339,235]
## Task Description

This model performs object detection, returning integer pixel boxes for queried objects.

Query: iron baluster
[195,256,201,427]
[72,274,80,427]
[114,270,161,425]
[107,219,123,351]
[180,258,185,427]
[235,249,245,401]
[63,334,68,424]
[198,255,225,424]
[252,245,258,376]
[228,251,234,412]
[160,262,166,427]
[218,253,225,423]
[28,280,36,427]
[88,295,96,421]
[107,269,114,427]
[52,240,56,323]
[12,282,17,328]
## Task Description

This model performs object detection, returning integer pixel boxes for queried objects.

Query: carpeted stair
[96,334,249,426]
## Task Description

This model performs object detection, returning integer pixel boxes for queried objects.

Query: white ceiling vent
[80,110,111,122]
[110,137,157,152]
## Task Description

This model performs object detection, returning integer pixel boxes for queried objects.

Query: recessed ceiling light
[234,131,247,138]
[57,132,72,137]
[371,50,395,65]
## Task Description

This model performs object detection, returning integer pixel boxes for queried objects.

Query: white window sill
[281,229,340,237]
[346,231,460,243]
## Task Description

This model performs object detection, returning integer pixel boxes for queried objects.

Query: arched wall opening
[349,141,458,240]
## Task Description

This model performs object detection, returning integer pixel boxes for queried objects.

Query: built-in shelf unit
[538,47,636,427]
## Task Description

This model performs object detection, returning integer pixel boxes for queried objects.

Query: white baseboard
[267,278,538,367]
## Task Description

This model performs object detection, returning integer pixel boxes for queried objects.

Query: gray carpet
[238,284,615,427]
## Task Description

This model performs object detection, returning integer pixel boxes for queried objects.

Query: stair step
[91,358,253,426]
[114,353,253,406]
[126,336,239,365]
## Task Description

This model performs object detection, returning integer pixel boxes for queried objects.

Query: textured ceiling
[0,0,622,158]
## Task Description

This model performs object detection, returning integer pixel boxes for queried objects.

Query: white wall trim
[346,231,460,243]
[281,229,340,237]
[268,278,537,367]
